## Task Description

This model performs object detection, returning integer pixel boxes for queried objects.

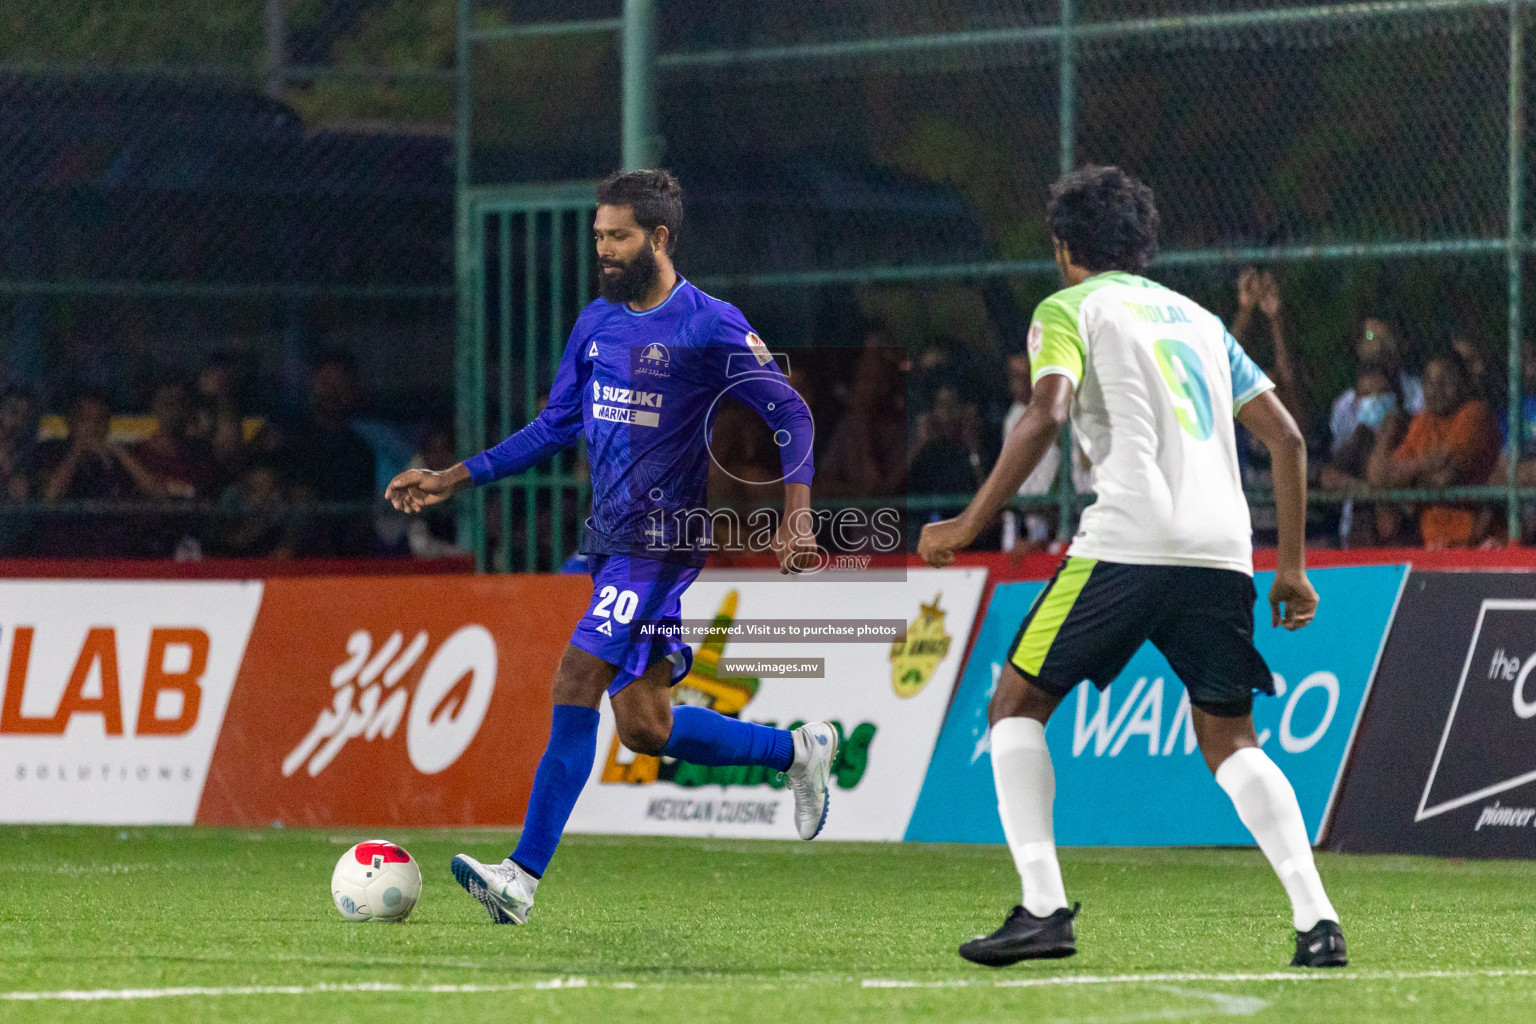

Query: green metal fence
[457,0,1536,571]
[456,182,597,572]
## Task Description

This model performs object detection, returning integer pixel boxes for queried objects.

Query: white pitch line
[864,968,1536,989]
[0,978,595,1002]
[3,967,1534,1003]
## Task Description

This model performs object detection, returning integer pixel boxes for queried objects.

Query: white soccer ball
[332,839,422,922]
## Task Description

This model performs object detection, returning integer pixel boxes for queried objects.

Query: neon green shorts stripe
[1010,556,1098,677]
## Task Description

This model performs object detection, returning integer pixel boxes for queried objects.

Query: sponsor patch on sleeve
[1027,321,1044,357]
[745,331,773,366]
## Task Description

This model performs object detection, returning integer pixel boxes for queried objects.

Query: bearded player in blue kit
[386,170,838,926]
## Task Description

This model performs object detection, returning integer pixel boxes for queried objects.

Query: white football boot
[450,854,537,924]
[786,722,840,840]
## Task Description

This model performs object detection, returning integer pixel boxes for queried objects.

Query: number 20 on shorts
[593,586,639,623]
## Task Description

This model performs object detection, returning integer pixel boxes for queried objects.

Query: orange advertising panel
[196,575,590,827]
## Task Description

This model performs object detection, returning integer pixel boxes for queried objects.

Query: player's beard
[599,244,660,305]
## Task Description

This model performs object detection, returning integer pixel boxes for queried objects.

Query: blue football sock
[511,703,599,877]
[662,705,794,772]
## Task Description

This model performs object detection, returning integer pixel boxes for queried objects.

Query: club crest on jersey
[637,342,671,379]
[745,331,773,366]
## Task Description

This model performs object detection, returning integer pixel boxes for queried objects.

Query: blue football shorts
[568,553,700,695]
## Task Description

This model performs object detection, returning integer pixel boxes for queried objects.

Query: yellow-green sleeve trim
[1028,295,1086,388]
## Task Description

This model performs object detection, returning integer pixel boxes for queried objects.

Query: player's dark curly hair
[597,169,684,254]
[1045,165,1160,273]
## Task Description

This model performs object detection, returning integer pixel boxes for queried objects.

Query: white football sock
[1215,746,1337,931]
[991,716,1069,918]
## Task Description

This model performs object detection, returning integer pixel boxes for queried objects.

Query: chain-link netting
[464,1,1536,564]
[468,33,622,185]
[0,1,460,559]
[1077,8,1510,247]
[645,2,1520,409]
[658,2,1513,266]
[0,73,450,288]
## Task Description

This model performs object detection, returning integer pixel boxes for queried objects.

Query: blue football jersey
[465,279,814,566]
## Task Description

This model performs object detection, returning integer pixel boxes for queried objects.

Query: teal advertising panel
[906,565,1406,846]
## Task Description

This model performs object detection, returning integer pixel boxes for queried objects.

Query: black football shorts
[1007,556,1275,717]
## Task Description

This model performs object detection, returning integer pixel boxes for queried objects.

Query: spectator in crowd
[190,355,250,491]
[908,381,985,497]
[1368,353,1500,549]
[1452,332,1498,407]
[908,381,990,551]
[818,344,907,500]
[208,458,298,558]
[131,380,219,558]
[1492,340,1536,459]
[1004,351,1090,549]
[0,387,39,501]
[0,388,39,555]
[1331,315,1424,454]
[1228,270,1312,545]
[910,338,957,413]
[1320,364,1410,546]
[706,398,779,515]
[1230,268,1307,422]
[33,390,162,556]
[38,390,162,503]
[283,351,377,556]
[131,381,217,500]
[1489,341,1536,539]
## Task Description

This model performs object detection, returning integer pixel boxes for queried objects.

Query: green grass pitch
[0,827,1533,1023]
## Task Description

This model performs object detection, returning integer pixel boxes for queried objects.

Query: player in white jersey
[919,166,1344,969]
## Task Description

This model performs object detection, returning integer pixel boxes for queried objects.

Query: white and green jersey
[1027,271,1273,575]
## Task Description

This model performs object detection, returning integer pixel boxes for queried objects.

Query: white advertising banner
[567,567,989,841]
[0,582,264,824]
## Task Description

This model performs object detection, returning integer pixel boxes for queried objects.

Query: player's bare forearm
[1268,430,1307,575]
[1236,391,1318,629]
[385,462,473,514]
[960,374,1073,539]
[1238,391,1307,575]
[782,481,811,519]
[773,482,817,573]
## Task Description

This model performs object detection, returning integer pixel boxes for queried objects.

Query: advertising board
[1329,571,1536,858]
[567,568,989,841]
[0,575,591,825]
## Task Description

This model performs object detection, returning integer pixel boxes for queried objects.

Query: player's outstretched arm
[402,328,586,512]
[918,373,1074,567]
[386,463,472,514]
[1237,390,1317,631]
